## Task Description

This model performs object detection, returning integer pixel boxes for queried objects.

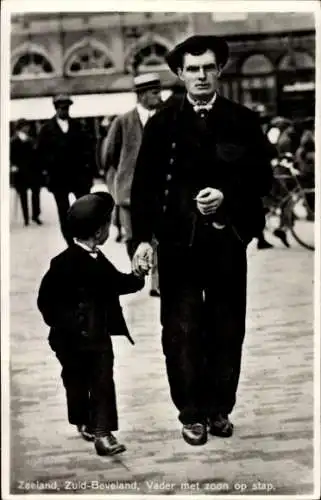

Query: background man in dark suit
[131,35,274,446]
[101,73,162,295]
[10,118,42,226]
[36,94,94,245]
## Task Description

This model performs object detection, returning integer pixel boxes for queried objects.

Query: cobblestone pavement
[6,188,317,496]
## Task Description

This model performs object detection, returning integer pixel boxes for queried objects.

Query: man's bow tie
[193,103,213,113]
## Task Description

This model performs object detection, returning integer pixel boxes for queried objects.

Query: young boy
[37,192,145,456]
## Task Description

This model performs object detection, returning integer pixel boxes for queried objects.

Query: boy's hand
[132,242,153,277]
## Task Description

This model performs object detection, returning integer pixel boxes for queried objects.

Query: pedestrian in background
[131,35,273,446]
[36,95,94,245]
[10,118,43,226]
[295,128,315,185]
[37,192,145,456]
[97,115,123,243]
[101,73,162,296]
[252,104,275,250]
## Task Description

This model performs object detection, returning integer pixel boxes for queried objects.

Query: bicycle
[264,154,315,251]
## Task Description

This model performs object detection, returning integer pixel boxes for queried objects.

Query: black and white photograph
[1,0,320,498]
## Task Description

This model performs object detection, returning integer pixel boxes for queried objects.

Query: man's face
[56,103,71,120]
[178,49,221,101]
[20,124,30,135]
[139,88,162,110]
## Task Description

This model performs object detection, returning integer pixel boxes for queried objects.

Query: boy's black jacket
[37,244,144,352]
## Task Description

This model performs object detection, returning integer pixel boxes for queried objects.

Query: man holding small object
[131,35,274,446]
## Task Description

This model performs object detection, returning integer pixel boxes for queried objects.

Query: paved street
[7,187,316,496]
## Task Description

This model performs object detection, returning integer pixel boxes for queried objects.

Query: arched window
[125,34,171,74]
[64,39,115,76]
[11,45,55,79]
[240,53,276,113]
[278,51,314,71]
[241,54,274,75]
[133,42,168,72]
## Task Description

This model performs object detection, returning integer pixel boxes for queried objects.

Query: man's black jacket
[131,94,274,247]
[37,244,144,352]
[36,117,94,192]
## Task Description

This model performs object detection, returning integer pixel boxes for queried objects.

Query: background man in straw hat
[36,94,94,245]
[131,35,274,446]
[101,73,162,296]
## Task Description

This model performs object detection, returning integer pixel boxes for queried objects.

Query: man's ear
[217,64,223,78]
[177,68,184,81]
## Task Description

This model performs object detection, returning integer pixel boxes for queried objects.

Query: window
[241,54,274,75]
[11,51,54,79]
[64,39,115,76]
[278,51,314,71]
[133,42,168,73]
[240,54,276,112]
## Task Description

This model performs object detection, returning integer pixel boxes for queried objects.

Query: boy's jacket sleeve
[113,268,145,295]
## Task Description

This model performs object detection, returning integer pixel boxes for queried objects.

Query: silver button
[171,142,176,149]
[164,189,169,196]
[169,158,174,165]
[163,205,167,212]
[166,174,172,181]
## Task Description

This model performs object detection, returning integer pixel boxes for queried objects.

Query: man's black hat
[66,192,114,239]
[53,94,74,107]
[15,118,28,130]
[166,35,229,74]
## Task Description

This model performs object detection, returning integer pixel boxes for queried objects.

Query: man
[10,118,42,226]
[131,35,274,446]
[101,73,162,295]
[36,95,94,245]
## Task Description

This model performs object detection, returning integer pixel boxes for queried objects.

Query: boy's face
[95,220,111,246]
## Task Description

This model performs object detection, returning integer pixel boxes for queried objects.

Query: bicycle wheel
[288,189,315,250]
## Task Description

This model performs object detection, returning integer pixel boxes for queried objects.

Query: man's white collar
[187,92,217,108]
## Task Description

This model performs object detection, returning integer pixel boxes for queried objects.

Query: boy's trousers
[55,348,118,436]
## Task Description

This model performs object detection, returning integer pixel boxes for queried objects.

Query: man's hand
[132,242,153,277]
[195,187,224,215]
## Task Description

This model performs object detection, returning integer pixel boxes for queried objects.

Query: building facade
[10,11,315,120]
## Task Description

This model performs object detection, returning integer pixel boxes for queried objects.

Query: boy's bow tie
[88,248,99,258]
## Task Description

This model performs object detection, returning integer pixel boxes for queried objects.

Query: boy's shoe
[94,433,126,456]
[208,414,234,437]
[77,424,95,441]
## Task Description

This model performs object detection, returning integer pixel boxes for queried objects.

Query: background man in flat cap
[131,35,274,446]
[10,118,42,226]
[101,73,162,296]
[36,95,95,245]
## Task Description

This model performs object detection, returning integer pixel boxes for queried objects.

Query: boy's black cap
[66,192,114,239]
[165,35,229,74]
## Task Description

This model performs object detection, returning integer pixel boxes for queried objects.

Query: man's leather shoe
[273,228,290,248]
[32,217,43,225]
[208,414,234,437]
[77,424,95,441]
[149,288,160,297]
[257,238,273,249]
[182,423,207,446]
[94,434,126,456]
